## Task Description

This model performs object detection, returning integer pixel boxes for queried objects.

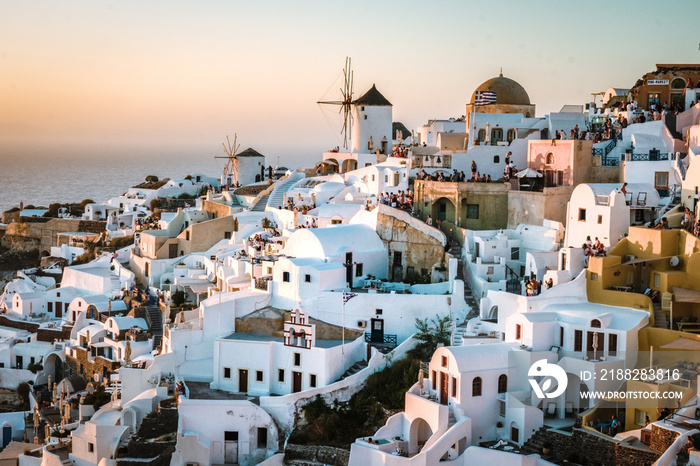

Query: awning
[673,287,700,303]
[185,283,211,294]
[91,342,112,348]
[660,337,700,351]
[619,256,673,265]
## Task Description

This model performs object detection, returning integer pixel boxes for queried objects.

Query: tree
[171,290,186,307]
[409,314,452,360]
[80,199,95,208]
[16,382,30,406]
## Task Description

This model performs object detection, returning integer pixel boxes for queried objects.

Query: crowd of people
[296,219,319,229]
[392,146,411,158]
[378,190,414,212]
[582,235,607,258]
[524,276,553,296]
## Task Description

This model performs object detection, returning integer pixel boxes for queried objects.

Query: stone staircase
[519,426,549,456]
[448,411,457,428]
[109,275,123,297]
[654,302,668,329]
[250,194,270,212]
[145,305,163,351]
[336,360,368,381]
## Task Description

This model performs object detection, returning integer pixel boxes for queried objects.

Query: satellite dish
[670,256,680,267]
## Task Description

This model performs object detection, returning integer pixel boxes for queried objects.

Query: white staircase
[267,172,303,209]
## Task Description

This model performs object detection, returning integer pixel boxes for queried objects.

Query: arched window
[478,129,486,141]
[546,153,555,165]
[507,128,516,142]
[498,374,508,393]
[472,377,482,396]
[672,78,686,89]
[591,319,602,328]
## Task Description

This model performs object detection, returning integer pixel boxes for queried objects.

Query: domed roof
[470,71,530,106]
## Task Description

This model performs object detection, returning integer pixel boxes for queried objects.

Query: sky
[2,0,699,167]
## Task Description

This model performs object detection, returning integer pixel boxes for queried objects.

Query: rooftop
[223,331,345,348]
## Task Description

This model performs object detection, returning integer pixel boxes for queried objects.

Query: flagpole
[342,293,346,370]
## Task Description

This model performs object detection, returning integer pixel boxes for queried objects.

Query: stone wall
[650,424,680,453]
[507,187,572,228]
[1,218,106,253]
[66,347,120,381]
[285,444,350,466]
[534,428,660,466]
[376,205,446,282]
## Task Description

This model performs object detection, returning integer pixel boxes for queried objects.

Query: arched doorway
[409,418,434,455]
[487,305,498,321]
[341,159,357,173]
[431,197,456,224]
[122,408,137,434]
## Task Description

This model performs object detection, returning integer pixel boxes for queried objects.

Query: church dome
[470,72,531,106]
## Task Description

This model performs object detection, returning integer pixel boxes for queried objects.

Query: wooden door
[345,252,353,285]
[292,371,302,393]
[238,369,248,393]
[440,372,449,405]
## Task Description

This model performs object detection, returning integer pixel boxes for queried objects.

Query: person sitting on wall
[655,217,669,229]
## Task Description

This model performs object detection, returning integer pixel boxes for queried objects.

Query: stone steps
[251,194,270,212]
[336,360,368,381]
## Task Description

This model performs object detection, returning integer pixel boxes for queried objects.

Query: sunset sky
[2,0,699,165]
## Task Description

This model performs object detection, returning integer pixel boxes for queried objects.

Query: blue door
[3,425,12,447]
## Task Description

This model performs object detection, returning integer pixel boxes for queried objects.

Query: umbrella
[516,168,543,178]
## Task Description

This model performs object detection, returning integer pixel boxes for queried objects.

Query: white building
[564,183,660,250]
[171,397,280,466]
[211,310,365,396]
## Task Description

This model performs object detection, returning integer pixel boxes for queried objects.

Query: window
[305,274,311,283]
[591,319,601,328]
[472,377,482,396]
[560,327,564,346]
[478,129,486,141]
[578,208,586,221]
[574,330,583,352]
[371,174,375,181]
[283,272,290,282]
[647,93,660,108]
[672,78,686,89]
[432,370,437,390]
[393,251,402,265]
[185,231,190,241]
[590,272,599,281]
[256,370,263,382]
[654,273,661,288]
[331,219,342,225]
[487,266,494,275]
[515,324,521,341]
[278,369,285,382]
[376,309,383,315]
[258,427,268,449]
[442,356,448,368]
[225,431,238,441]
[224,367,231,379]
[310,374,317,388]
[635,209,645,223]
[498,374,508,394]
[356,263,363,276]
[507,128,516,142]
[546,153,555,165]
[452,376,458,397]
[224,231,231,239]
[466,204,479,219]
[655,172,669,189]
[294,352,301,366]
[88,443,94,453]
[493,155,500,164]
[608,334,618,357]
[511,247,519,260]
[364,115,367,120]
[597,215,603,224]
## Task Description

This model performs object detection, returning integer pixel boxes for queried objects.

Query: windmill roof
[353,84,392,106]
[393,122,411,140]
[237,148,265,158]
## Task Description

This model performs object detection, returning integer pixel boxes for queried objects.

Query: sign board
[647,80,669,85]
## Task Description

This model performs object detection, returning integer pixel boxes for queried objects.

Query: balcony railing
[624,151,670,162]
[254,278,270,291]
[365,333,398,346]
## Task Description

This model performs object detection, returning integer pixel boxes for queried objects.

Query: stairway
[146,305,163,351]
[267,174,300,209]
[456,259,479,320]
[519,426,549,456]
[108,275,123,297]
[654,302,668,329]
[336,360,368,381]
[250,194,270,212]
[448,411,457,428]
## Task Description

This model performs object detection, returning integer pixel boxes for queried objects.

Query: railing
[365,333,398,346]
[624,151,670,162]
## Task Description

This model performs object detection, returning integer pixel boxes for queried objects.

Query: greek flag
[342,291,357,303]
[474,90,497,106]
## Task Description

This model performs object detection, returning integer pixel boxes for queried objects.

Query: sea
[0,143,312,214]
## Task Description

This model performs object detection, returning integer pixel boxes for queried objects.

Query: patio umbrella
[516,168,543,178]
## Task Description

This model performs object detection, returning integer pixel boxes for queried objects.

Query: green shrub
[171,290,186,307]
[408,314,452,360]
[16,382,30,404]
[80,199,95,208]
[109,235,134,249]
